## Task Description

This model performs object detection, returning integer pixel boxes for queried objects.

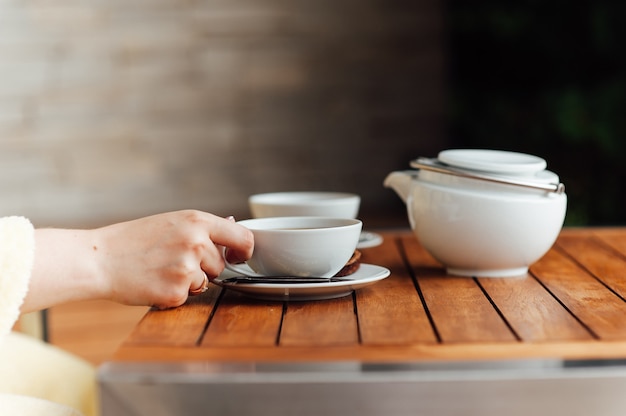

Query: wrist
[25,228,109,311]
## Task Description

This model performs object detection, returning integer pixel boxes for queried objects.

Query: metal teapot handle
[410,157,565,195]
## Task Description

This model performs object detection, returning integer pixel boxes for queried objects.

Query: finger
[188,271,209,296]
[224,246,248,264]
[177,211,251,252]
[200,243,226,280]
[207,216,254,260]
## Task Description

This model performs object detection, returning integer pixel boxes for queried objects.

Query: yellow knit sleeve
[0,217,35,339]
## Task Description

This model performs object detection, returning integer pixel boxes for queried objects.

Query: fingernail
[225,215,235,222]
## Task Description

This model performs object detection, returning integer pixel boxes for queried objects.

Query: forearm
[19,210,253,312]
[21,228,107,313]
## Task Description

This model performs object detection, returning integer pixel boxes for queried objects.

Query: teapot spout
[383,171,417,204]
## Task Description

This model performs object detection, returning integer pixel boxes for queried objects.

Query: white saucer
[357,231,383,249]
[214,263,390,301]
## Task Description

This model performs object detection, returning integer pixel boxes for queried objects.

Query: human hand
[23,210,254,312]
[92,210,254,309]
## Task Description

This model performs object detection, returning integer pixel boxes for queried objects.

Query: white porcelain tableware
[357,231,384,249]
[249,191,383,249]
[384,149,567,277]
[249,191,361,219]
[224,216,362,278]
[214,263,390,301]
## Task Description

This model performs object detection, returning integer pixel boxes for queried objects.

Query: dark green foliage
[446,1,626,225]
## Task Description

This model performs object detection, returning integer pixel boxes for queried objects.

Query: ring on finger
[188,272,210,296]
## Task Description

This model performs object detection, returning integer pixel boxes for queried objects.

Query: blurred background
[446,0,626,226]
[0,0,624,228]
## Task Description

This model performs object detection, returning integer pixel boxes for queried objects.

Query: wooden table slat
[402,237,517,343]
[558,234,626,300]
[201,291,283,347]
[112,339,626,363]
[477,275,593,342]
[280,296,359,347]
[593,229,626,256]
[419,275,518,343]
[531,244,626,340]
[356,236,438,345]
[123,286,219,346]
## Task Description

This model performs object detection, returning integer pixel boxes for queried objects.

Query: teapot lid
[438,149,546,175]
[410,149,565,194]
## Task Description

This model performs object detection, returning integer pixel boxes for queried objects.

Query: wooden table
[99,228,626,416]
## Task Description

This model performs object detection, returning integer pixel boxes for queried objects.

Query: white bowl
[249,192,360,219]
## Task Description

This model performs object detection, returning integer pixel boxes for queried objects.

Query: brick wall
[0,1,446,227]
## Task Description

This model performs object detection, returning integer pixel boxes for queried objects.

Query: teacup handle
[222,246,264,277]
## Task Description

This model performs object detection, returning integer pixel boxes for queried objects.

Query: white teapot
[384,149,567,277]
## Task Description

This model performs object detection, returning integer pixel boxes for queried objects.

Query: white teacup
[249,192,360,219]
[225,216,362,278]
